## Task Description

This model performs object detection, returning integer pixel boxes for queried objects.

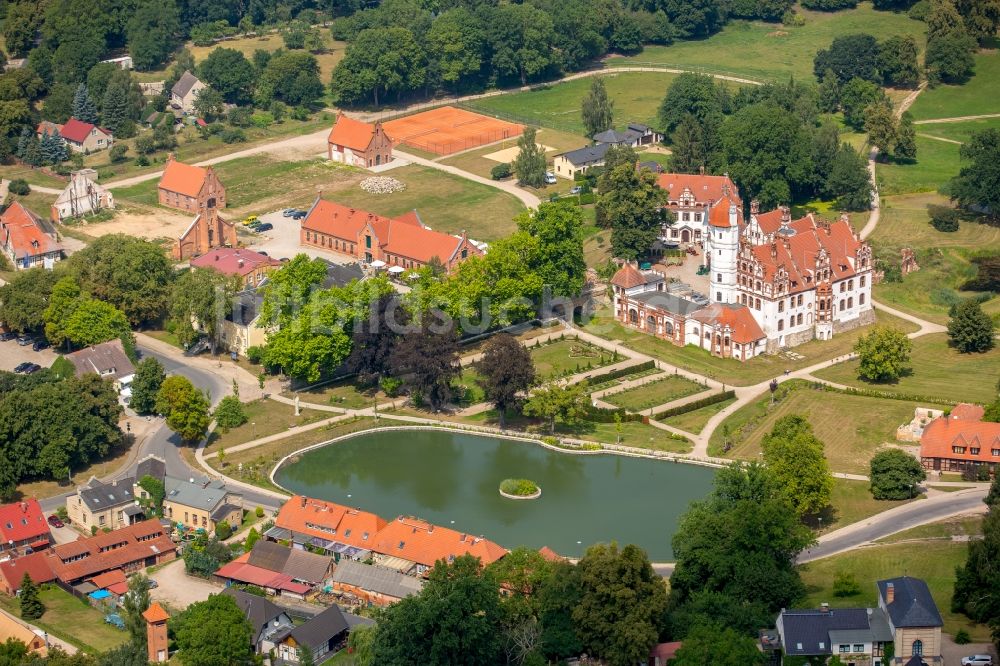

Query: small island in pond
[499,478,542,500]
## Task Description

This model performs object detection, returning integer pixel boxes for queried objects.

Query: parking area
[149,557,222,610]
[942,636,996,665]
[0,338,57,373]
[245,209,356,265]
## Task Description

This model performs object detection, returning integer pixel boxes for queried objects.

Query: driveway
[247,209,356,264]
[149,558,224,610]
[0,339,57,372]
[941,635,996,665]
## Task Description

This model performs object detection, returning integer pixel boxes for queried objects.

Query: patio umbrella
[388,265,405,274]
[370,260,387,268]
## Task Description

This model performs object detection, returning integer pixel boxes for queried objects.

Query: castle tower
[708,203,740,304]
[143,602,170,663]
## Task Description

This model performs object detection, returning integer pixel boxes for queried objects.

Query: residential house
[0,551,58,596]
[213,552,312,599]
[58,118,114,153]
[274,604,352,664]
[269,495,387,560]
[919,403,1000,475]
[44,519,176,585]
[190,248,282,288]
[369,516,507,576]
[65,339,136,395]
[220,290,268,357]
[329,560,424,607]
[51,169,115,222]
[67,476,139,531]
[170,71,207,114]
[0,201,63,270]
[0,611,48,656]
[0,499,51,555]
[300,200,482,273]
[215,540,331,599]
[221,588,295,654]
[775,577,943,666]
[552,143,611,180]
[611,262,767,362]
[162,476,242,536]
[879,577,943,664]
[327,112,393,168]
[593,123,663,147]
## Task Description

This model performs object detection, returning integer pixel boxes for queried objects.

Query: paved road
[798,487,988,563]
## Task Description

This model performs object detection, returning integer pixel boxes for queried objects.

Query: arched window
[628,309,638,324]
[848,297,853,308]
[647,315,657,332]
[912,640,923,656]
[797,313,803,325]
[755,298,761,309]
[665,321,674,336]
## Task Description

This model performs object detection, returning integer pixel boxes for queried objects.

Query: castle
[613,173,874,359]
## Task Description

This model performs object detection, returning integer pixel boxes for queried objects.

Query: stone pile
[359,176,405,194]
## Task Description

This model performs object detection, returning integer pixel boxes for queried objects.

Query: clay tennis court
[383,106,524,156]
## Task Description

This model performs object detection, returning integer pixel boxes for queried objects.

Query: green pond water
[273,429,716,560]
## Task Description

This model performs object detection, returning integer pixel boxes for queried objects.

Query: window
[840,282,846,292]
[849,279,854,290]
[716,292,722,301]
[778,320,784,331]
[848,297,853,308]
[860,275,866,287]
[854,644,864,652]
[797,313,803,325]
[840,299,846,310]
[912,640,923,656]
[993,449,1000,456]
[797,294,803,306]
[779,301,784,312]
[840,646,850,654]
[819,643,825,650]
[971,447,980,455]
[755,298,761,309]
[365,235,372,249]
[796,644,803,651]
[860,293,866,305]
[953,446,966,454]
[717,273,722,282]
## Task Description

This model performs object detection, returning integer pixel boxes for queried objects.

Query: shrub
[255,506,264,518]
[579,192,596,205]
[833,571,861,597]
[954,629,971,644]
[380,376,403,397]
[134,135,155,154]
[291,106,310,121]
[870,449,926,499]
[228,107,253,127]
[8,179,30,195]
[246,346,263,364]
[499,478,539,496]
[928,204,960,232]
[214,395,248,431]
[221,129,247,144]
[251,112,274,128]
[214,521,232,540]
[490,163,512,180]
[109,144,128,163]
[135,155,150,167]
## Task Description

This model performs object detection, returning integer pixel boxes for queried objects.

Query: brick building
[327,113,393,169]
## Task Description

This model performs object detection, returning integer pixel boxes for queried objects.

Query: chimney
[886,583,894,604]
[729,203,738,228]
[750,199,759,215]
[238,259,244,269]
[167,152,175,162]
[699,165,705,175]
[300,496,307,507]
[722,182,730,197]
[780,205,791,226]
[820,603,830,613]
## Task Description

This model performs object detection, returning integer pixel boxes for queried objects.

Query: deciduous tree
[864,101,897,154]
[813,34,880,85]
[198,48,257,105]
[582,77,614,138]
[523,382,589,434]
[515,201,587,297]
[895,113,917,161]
[390,321,460,411]
[762,415,834,517]
[214,395,248,432]
[0,268,60,333]
[869,448,926,500]
[951,129,1000,223]
[948,299,996,353]
[156,375,211,443]
[171,594,253,666]
[130,358,165,416]
[126,0,182,71]
[513,127,547,188]
[478,334,535,426]
[121,575,151,647]
[854,325,912,382]
[669,623,765,665]
[598,162,668,260]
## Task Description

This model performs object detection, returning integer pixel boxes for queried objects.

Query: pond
[273,429,716,560]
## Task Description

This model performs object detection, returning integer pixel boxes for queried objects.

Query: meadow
[907,51,1000,121]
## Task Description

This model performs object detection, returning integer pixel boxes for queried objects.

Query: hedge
[811,382,956,407]
[650,389,736,418]
[582,404,645,423]
[585,360,655,386]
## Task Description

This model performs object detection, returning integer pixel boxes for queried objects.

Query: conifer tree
[581,77,614,138]
[102,81,129,136]
[72,83,98,124]
[669,114,707,174]
[895,113,917,161]
[19,574,44,620]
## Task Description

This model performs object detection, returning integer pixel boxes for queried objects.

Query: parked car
[256,222,273,232]
[16,334,32,346]
[281,208,295,217]
[32,339,50,351]
[47,514,64,528]
[247,219,263,229]
[22,363,41,374]
[544,171,557,184]
[13,362,31,373]
[0,331,16,342]
[242,215,258,226]
[570,185,582,194]
[291,210,307,220]
[962,656,993,666]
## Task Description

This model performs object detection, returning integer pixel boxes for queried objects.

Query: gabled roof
[274,496,386,551]
[330,560,424,599]
[171,71,202,99]
[690,303,766,344]
[328,113,380,152]
[951,403,985,421]
[142,602,170,623]
[538,546,564,562]
[557,142,611,166]
[61,118,110,143]
[920,410,1000,464]
[88,569,127,590]
[221,588,286,642]
[0,551,56,593]
[287,604,349,651]
[214,554,312,595]
[164,475,233,513]
[76,476,135,512]
[66,339,135,382]
[0,610,47,654]
[48,519,175,583]
[370,516,507,568]
[36,120,61,136]
[878,577,944,628]
[190,248,281,277]
[780,607,891,656]
[611,262,661,289]
[657,172,741,207]
[55,171,112,207]
[630,291,706,317]
[321,260,365,290]
[0,499,49,545]
[246,540,331,584]
[158,157,209,197]
[135,455,166,483]
[0,201,62,259]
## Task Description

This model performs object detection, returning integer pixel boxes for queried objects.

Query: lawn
[658,396,737,435]
[875,514,983,544]
[709,380,948,474]
[606,3,926,82]
[915,116,1000,144]
[188,32,347,82]
[0,586,129,653]
[528,337,617,379]
[0,165,70,189]
[603,375,705,412]
[438,127,590,181]
[115,159,527,241]
[581,307,919,387]
[908,51,1000,121]
[284,378,385,410]
[798,540,991,641]
[870,193,1000,250]
[821,478,915,532]
[812,333,1000,405]
[203,398,326,454]
[467,72,682,135]
[875,135,962,196]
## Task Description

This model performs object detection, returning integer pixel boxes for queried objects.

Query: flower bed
[499,478,541,500]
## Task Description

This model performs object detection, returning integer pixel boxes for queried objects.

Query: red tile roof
[951,403,985,421]
[275,496,387,551]
[538,546,564,562]
[302,200,476,265]
[0,500,49,545]
[0,202,61,259]
[611,262,648,289]
[748,214,863,293]
[920,410,1000,464]
[708,203,740,228]
[47,519,176,583]
[657,173,741,206]
[88,568,127,590]
[371,516,507,569]
[328,113,380,152]
[690,303,766,344]
[60,118,110,144]
[650,641,682,662]
[0,551,57,593]
[142,602,170,623]
[190,248,281,277]
[158,157,208,197]
[214,555,311,595]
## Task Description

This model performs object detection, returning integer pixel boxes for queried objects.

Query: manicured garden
[0,586,129,654]
[658,396,737,435]
[527,337,618,380]
[603,375,705,412]
[812,333,1000,405]
[709,380,948,474]
[204,398,326,454]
